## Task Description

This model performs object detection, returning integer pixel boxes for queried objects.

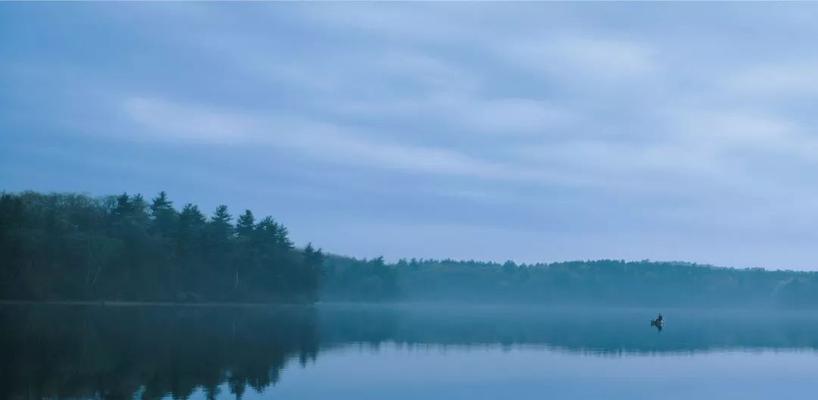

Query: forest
[0,191,323,302]
[4,191,818,307]
[322,254,818,308]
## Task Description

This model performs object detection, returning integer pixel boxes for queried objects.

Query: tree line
[0,191,323,302]
[5,190,818,307]
[322,256,818,307]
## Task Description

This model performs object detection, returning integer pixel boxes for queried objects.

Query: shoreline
[0,300,801,313]
[0,300,312,308]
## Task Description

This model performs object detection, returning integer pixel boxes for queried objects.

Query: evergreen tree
[209,205,233,240]
[205,205,234,297]
[150,191,177,237]
[0,191,321,303]
[233,210,256,293]
[236,210,255,238]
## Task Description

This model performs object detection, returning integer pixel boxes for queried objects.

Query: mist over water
[4,304,818,399]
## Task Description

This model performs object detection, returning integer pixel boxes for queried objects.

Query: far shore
[0,300,313,308]
[2,300,812,314]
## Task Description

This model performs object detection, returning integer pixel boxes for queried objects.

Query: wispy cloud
[726,63,818,97]
[500,36,657,83]
[121,96,523,180]
[123,97,256,144]
[8,3,818,267]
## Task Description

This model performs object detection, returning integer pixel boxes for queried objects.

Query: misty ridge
[2,190,818,308]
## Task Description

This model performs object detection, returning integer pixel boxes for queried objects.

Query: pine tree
[236,210,255,238]
[233,210,256,293]
[150,191,177,237]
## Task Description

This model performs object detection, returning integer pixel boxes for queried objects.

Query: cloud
[335,93,576,137]
[123,97,255,144]
[667,108,818,168]
[726,63,818,97]
[13,3,818,268]
[376,52,481,93]
[462,97,578,136]
[298,3,473,43]
[500,36,657,82]
[121,96,528,180]
[121,93,817,204]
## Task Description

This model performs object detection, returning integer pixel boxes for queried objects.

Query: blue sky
[3,3,818,269]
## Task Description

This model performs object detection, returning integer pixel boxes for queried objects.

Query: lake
[3,304,818,399]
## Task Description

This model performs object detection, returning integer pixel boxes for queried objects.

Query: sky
[3,3,818,269]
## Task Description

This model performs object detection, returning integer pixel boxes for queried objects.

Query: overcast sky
[3,3,818,269]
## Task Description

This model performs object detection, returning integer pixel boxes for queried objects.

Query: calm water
[3,304,818,399]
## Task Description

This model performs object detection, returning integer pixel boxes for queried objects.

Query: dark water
[3,304,818,399]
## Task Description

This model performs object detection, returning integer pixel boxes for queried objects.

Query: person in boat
[656,313,663,323]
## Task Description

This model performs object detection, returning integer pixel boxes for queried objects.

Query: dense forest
[322,256,818,307]
[0,192,323,302]
[4,191,818,307]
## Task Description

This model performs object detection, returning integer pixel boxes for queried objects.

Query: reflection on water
[3,304,818,399]
[0,305,318,400]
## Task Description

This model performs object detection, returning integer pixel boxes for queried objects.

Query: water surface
[2,304,818,399]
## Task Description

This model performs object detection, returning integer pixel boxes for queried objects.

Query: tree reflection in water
[4,304,818,399]
[0,305,318,400]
